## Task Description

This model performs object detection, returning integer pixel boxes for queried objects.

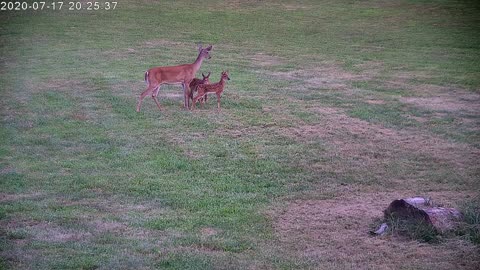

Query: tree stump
[384,197,463,233]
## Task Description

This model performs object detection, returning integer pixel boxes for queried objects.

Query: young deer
[136,44,213,112]
[192,71,230,110]
[188,72,210,107]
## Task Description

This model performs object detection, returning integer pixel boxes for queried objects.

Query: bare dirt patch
[89,220,127,233]
[3,196,170,240]
[365,99,386,105]
[0,166,16,175]
[401,92,480,113]
[71,111,89,121]
[200,227,220,238]
[32,222,92,243]
[265,65,370,90]
[250,53,283,67]
[0,192,44,203]
[1,219,92,243]
[58,196,165,217]
[281,3,309,11]
[280,106,479,177]
[273,190,479,269]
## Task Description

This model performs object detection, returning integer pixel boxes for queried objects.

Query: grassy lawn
[1,0,479,269]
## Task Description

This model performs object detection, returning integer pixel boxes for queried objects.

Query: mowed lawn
[1,0,479,269]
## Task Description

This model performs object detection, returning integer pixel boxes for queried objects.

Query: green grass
[386,215,441,243]
[458,197,480,245]
[1,0,480,269]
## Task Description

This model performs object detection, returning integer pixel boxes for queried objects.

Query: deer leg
[200,93,204,108]
[216,93,221,111]
[192,91,204,110]
[151,85,162,111]
[137,85,156,112]
[192,95,198,110]
[187,85,192,109]
[188,86,194,110]
[182,83,190,109]
[200,93,206,108]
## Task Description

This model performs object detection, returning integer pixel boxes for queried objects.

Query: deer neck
[192,54,205,73]
[214,78,224,86]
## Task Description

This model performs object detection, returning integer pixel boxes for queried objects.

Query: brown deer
[136,44,213,112]
[192,70,230,110]
[188,72,210,108]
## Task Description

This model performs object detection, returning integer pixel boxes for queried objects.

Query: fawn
[192,70,230,110]
[188,72,210,108]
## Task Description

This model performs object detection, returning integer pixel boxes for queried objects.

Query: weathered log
[384,197,463,233]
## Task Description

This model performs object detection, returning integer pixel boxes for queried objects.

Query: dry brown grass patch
[200,227,220,238]
[0,192,43,203]
[280,106,479,172]
[250,53,283,67]
[265,64,372,91]
[401,93,480,113]
[32,222,92,243]
[273,190,480,269]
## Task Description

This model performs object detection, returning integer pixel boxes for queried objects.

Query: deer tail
[144,71,149,85]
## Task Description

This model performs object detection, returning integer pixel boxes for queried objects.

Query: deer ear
[207,72,211,76]
[202,72,205,77]
[198,43,203,52]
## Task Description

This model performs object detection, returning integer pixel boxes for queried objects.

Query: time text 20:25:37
[1,1,117,11]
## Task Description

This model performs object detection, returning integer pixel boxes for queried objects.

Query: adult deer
[136,44,213,112]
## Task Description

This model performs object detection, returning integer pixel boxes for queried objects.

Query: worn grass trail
[1,1,480,269]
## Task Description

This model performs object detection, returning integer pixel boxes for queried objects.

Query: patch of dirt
[89,220,127,233]
[0,192,44,202]
[250,53,283,67]
[71,112,89,121]
[265,65,369,90]
[401,93,480,113]
[273,190,480,269]
[365,99,386,105]
[0,166,16,175]
[215,126,263,139]
[406,114,429,123]
[1,196,171,248]
[59,197,164,217]
[200,227,220,238]
[281,3,309,10]
[3,221,93,243]
[36,225,91,243]
[279,106,480,177]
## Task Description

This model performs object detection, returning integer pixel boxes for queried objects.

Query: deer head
[198,44,213,59]
[202,72,211,83]
[221,70,230,81]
